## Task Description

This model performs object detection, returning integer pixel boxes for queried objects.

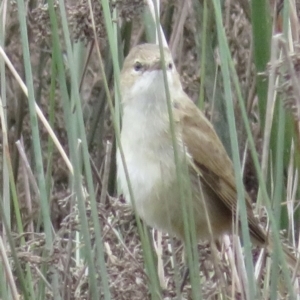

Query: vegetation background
[0,0,299,299]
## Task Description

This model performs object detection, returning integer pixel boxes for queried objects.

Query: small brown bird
[116,43,295,264]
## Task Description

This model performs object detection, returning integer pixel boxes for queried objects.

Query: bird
[116,43,297,267]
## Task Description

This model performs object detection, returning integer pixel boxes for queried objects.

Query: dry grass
[1,0,299,299]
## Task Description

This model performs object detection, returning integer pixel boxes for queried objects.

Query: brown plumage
[117,43,297,268]
[173,95,266,244]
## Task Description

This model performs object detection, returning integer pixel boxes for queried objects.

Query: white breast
[116,104,184,232]
[117,68,188,234]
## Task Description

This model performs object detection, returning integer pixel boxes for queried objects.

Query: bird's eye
[168,62,173,70]
[134,61,143,72]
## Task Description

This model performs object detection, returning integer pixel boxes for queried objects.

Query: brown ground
[2,0,299,299]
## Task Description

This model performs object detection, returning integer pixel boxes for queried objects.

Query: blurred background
[0,0,299,299]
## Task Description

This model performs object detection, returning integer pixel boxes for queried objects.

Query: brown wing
[173,94,266,244]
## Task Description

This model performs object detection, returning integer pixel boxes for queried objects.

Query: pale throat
[121,70,178,152]
[127,70,175,115]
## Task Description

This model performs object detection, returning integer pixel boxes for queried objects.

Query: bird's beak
[149,60,163,71]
